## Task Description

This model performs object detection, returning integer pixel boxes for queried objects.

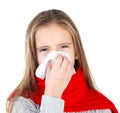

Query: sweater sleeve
[11,96,112,113]
[11,95,64,113]
[40,95,64,113]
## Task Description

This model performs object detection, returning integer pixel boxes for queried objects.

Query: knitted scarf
[22,68,118,112]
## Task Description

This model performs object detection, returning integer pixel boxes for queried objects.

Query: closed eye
[40,48,49,52]
[61,45,69,48]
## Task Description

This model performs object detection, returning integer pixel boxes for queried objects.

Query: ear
[75,52,79,60]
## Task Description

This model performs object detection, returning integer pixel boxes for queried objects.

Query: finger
[60,57,69,69]
[53,55,63,67]
[45,61,52,75]
[66,62,75,76]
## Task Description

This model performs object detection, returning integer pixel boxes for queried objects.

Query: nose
[49,47,59,53]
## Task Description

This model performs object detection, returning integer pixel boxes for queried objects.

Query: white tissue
[35,51,72,79]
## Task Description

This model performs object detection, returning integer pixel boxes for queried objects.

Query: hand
[44,55,74,98]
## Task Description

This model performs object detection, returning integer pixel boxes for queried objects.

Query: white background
[0,0,120,113]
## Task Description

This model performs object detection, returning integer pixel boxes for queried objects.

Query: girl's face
[35,23,75,66]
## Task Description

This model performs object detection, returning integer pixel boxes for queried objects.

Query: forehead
[35,23,73,45]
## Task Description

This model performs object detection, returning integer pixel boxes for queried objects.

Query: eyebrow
[58,42,72,46]
[36,42,72,50]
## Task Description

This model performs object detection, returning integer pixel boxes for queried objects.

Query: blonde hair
[6,9,97,113]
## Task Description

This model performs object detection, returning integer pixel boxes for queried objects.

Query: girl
[6,9,118,113]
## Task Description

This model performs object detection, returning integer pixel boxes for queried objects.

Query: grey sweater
[11,95,112,113]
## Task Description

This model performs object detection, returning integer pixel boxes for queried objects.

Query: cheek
[69,51,75,66]
[37,53,47,65]
[71,55,75,66]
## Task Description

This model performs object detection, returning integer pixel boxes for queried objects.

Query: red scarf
[22,68,118,112]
